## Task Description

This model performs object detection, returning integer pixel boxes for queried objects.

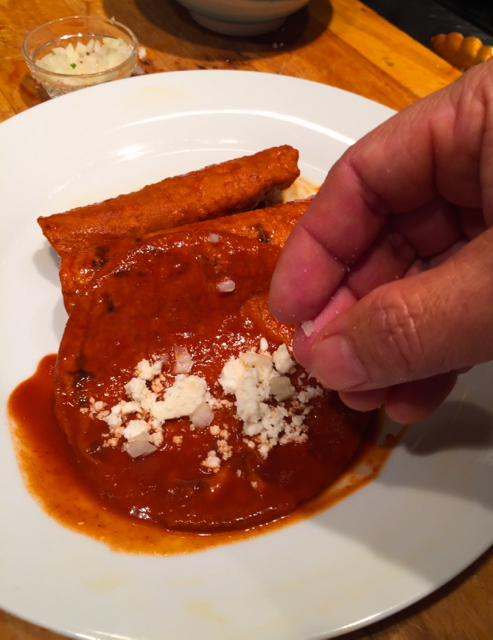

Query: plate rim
[1,69,492,640]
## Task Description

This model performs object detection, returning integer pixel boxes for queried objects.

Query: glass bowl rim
[22,15,139,81]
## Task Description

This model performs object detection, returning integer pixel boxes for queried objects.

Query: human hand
[269,59,493,424]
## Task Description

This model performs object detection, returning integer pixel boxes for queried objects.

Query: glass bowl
[22,15,138,98]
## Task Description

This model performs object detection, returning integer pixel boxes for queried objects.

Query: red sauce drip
[7,354,401,555]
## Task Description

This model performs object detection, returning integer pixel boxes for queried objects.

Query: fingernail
[309,335,368,390]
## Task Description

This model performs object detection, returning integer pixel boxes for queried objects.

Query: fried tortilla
[38,146,300,256]
[59,200,310,313]
[54,229,370,532]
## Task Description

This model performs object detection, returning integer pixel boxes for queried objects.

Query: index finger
[269,60,491,324]
[269,157,392,322]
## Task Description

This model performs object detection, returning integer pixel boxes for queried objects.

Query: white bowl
[176,0,310,35]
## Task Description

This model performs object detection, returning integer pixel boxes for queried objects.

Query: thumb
[302,230,493,391]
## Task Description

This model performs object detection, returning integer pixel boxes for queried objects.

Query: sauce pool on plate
[8,354,400,555]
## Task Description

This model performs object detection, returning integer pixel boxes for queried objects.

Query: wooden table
[1,0,492,638]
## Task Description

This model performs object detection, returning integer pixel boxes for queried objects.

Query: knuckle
[368,289,425,380]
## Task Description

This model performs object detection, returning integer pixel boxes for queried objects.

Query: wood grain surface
[1,0,492,638]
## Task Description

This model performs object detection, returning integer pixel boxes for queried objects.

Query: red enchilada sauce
[9,355,397,554]
[7,228,397,553]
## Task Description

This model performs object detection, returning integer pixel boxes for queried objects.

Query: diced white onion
[216,278,235,292]
[269,376,295,401]
[301,320,315,337]
[173,346,193,374]
[190,402,214,428]
[123,440,156,458]
[239,352,272,368]
[37,36,132,76]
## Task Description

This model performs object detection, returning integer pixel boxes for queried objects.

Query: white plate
[1,70,493,640]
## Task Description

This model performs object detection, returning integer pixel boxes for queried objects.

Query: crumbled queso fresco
[82,340,323,471]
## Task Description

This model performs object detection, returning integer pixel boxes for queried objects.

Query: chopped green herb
[70,63,76,68]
